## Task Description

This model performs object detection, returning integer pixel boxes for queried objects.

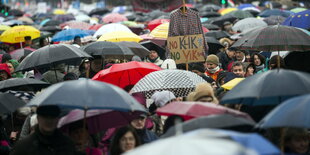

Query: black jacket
[217,51,233,70]
[10,127,77,155]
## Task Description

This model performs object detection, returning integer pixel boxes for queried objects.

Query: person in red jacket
[204,55,223,81]
[0,63,11,81]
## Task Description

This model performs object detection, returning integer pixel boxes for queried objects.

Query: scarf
[207,66,220,74]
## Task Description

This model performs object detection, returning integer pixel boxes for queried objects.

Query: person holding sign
[204,54,223,81]
[144,50,164,67]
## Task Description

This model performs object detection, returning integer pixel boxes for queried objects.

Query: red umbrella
[60,21,91,30]
[88,24,104,31]
[92,61,162,88]
[102,13,128,23]
[147,19,170,31]
[156,101,253,121]
[203,26,209,33]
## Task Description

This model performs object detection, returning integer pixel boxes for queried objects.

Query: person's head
[204,54,220,72]
[284,128,309,154]
[36,105,61,135]
[7,59,19,73]
[6,62,14,73]
[68,120,90,152]
[245,63,256,77]
[90,57,103,73]
[39,38,49,47]
[110,126,141,155]
[1,53,12,63]
[163,115,184,134]
[151,91,176,107]
[232,62,245,77]
[188,82,219,104]
[73,36,82,46]
[63,72,78,81]
[251,53,266,66]
[223,21,233,31]
[130,114,147,130]
[24,36,32,45]
[0,63,11,81]
[220,38,233,49]
[235,50,246,62]
[269,55,286,70]
[226,48,236,59]
[148,50,159,60]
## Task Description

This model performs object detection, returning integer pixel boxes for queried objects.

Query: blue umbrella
[52,29,91,42]
[282,10,310,30]
[28,79,146,112]
[40,19,50,26]
[237,4,256,10]
[259,9,292,18]
[186,129,281,155]
[257,94,310,128]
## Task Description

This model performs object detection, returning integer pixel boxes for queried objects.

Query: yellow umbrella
[149,23,169,39]
[0,25,11,31]
[53,9,66,15]
[219,8,238,15]
[0,25,40,43]
[97,31,142,43]
[221,78,245,90]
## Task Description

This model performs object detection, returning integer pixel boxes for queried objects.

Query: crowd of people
[0,0,309,155]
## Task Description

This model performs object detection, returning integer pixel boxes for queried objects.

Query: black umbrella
[40,26,62,33]
[115,41,150,58]
[202,23,220,31]
[8,9,23,17]
[205,37,225,54]
[201,4,221,12]
[43,20,61,27]
[140,40,166,60]
[284,51,310,73]
[231,25,310,51]
[201,11,221,18]
[211,14,238,27]
[0,92,26,114]
[0,78,50,92]
[80,41,134,59]
[221,69,310,106]
[161,114,256,138]
[88,8,110,16]
[205,31,231,40]
[263,16,285,25]
[15,44,92,72]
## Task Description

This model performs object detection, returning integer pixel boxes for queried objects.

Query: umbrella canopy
[115,41,150,58]
[58,109,144,134]
[0,25,40,44]
[42,20,62,27]
[205,31,231,40]
[227,10,253,19]
[80,41,134,59]
[257,94,310,128]
[200,12,221,18]
[125,133,252,155]
[211,14,238,27]
[131,70,206,98]
[221,69,310,106]
[17,16,34,24]
[53,14,75,23]
[258,9,292,18]
[15,44,92,72]
[8,9,24,17]
[75,14,90,22]
[97,31,143,43]
[0,92,26,114]
[140,40,166,60]
[156,102,252,121]
[9,47,36,61]
[290,7,307,13]
[102,13,128,23]
[149,23,169,39]
[202,23,220,30]
[28,79,146,112]
[282,10,310,30]
[221,78,245,90]
[93,23,132,38]
[147,19,170,31]
[263,15,286,25]
[88,8,110,16]
[219,8,238,15]
[205,36,225,54]
[0,78,50,92]
[231,25,310,51]
[232,18,267,33]
[284,51,310,73]
[40,26,62,33]
[53,9,66,15]
[52,29,91,42]
[88,24,104,31]
[0,25,11,31]
[92,61,162,88]
[162,114,256,138]
[201,4,222,12]
[60,21,91,30]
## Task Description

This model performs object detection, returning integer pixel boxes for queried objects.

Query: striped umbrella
[231,25,310,51]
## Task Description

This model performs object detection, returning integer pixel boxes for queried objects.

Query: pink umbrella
[156,102,253,121]
[60,21,91,30]
[88,24,104,31]
[102,13,128,23]
[58,109,143,134]
[9,47,36,61]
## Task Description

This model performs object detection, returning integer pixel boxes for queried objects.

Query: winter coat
[217,51,234,70]
[144,57,164,67]
[10,127,77,155]
[136,128,158,144]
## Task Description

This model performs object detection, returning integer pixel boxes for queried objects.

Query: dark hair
[74,36,81,41]
[246,63,257,74]
[24,36,31,41]
[1,53,12,63]
[63,72,78,81]
[250,53,266,66]
[269,55,286,69]
[232,61,245,71]
[110,126,141,155]
[189,63,205,73]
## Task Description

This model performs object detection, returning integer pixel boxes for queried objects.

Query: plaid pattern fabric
[168,8,208,55]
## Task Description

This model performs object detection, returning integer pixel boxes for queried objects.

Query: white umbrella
[232,18,267,33]
[124,131,257,155]
[75,14,91,22]
[93,23,132,38]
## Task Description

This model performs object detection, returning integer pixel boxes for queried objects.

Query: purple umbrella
[58,109,143,134]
